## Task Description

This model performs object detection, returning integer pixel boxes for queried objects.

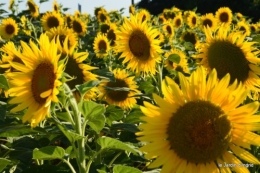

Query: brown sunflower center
[192,16,197,25]
[99,13,107,23]
[183,32,196,45]
[251,26,256,32]
[47,16,59,29]
[106,78,129,102]
[203,19,213,27]
[219,12,229,23]
[166,25,172,35]
[5,24,15,35]
[239,26,246,32]
[142,15,146,22]
[175,18,181,27]
[98,40,107,52]
[129,30,150,61]
[107,29,116,46]
[167,100,231,164]
[100,24,110,34]
[207,40,249,83]
[72,20,83,33]
[27,2,36,13]
[65,57,84,89]
[31,62,55,105]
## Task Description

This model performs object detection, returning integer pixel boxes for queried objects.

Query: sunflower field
[1,0,260,173]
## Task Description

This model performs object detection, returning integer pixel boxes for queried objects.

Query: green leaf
[62,8,70,12]
[0,74,9,90]
[93,69,115,82]
[139,81,155,94]
[113,165,142,173]
[0,158,12,172]
[39,0,49,3]
[76,80,100,97]
[0,125,47,137]
[184,42,194,51]
[78,101,106,133]
[105,105,124,126]
[33,146,65,160]
[97,137,138,154]
[125,108,144,124]
[56,124,84,143]
[112,123,140,133]
[168,54,181,64]
[55,112,73,123]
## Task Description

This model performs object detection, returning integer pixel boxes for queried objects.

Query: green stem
[108,151,123,168]
[63,159,77,173]
[157,64,163,97]
[64,84,86,173]
[86,149,104,173]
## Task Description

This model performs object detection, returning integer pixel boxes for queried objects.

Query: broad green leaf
[93,69,115,82]
[168,54,181,64]
[252,35,260,44]
[0,125,46,137]
[139,81,155,94]
[33,146,65,160]
[39,0,49,3]
[125,109,144,124]
[97,137,138,154]
[113,165,142,173]
[62,8,70,12]
[112,123,140,133]
[78,101,105,133]
[76,80,100,97]
[56,124,84,143]
[184,42,194,51]
[0,74,9,90]
[105,105,124,126]
[55,112,73,123]
[0,158,12,172]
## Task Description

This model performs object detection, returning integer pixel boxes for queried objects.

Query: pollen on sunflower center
[167,100,231,164]
[220,13,229,22]
[47,17,59,29]
[5,24,15,35]
[106,78,129,102]
[129,30,150,61]
[203,19,212,27]
[31,62,55,104]
[208,40,249,83]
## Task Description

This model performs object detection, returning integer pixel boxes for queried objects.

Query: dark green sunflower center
[98,40,107,52]
[72,21,83,33]
[27,2,36,13]
[31,62,55,105]
[167,100,231,164]
[166,25,172,35]
[219,12,229,23]
[203,19,212,27]
[5,24,15,35]
[107,29,116,46]
[207,40,249,83]
[129,30,151,61]
[47,16,59,29]
[106,78,129,102]
[192,16,197,25]
[183,32,196,45]
[65,57,84,89]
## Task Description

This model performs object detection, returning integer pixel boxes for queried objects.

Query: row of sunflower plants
[1,0,260,172]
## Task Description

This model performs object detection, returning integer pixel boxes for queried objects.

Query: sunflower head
[200,13,218,31]
[41,11,64,31]
[250,24,258,33]
[70,17,87,36]
[106,23,117,46]
[215,7,233,28]
[97,9,110,23]
[186,11,198,29]
[98,68,140,109]
[53,0,60,13]
[99,22,110,34]
[129,5,135,15]
[0,18,19,40]
[137,66,260,172]
[27,0,39,18]
[181,30,199,48]
[137,9,151,23]
[162,22,174,39]
[163,9,175,20]
[93,33,111,58]
[173,14,183,28]
[236,21,251,36]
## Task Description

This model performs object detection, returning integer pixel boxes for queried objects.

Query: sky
[1,0,141,17]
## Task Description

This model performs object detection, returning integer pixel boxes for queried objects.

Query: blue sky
[2,0,141,16]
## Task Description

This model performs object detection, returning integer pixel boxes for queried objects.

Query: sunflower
[173,14,183,29]
[7,34,64,127]
[236,12,245,22]
[53,0,60,13]
[215,7,233,28]
[236,21,251,36]
[250,24,258,34]
[62,37,98,101]
[164,48,189,74]
[71,17,87,36]
[158,14,166,24]
[162,22,174,40]
[162,9,175,20]
[97,9,110,23]
[98,68,140,109]
[115,14,163,75]
[20,15,31,36]
[93,33,111,58]
[41,11,64,31]
[195,26,260,97]
[64,14,73,28]
[106,23,117,46]
[137,9,151,23]
[136,66,260,173]
[46,26,78,54]
[99,22,110,34]
[0,18,19,40]
[9,0,15,11]
[27,0,39,18]
[186,11,198,29]
[180,30,199,48]
[200,13,218,32]
[129,5,135,15]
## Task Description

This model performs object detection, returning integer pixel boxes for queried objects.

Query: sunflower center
[98,40,107,52]
[31,62,55,105]
[219,12,229,23]
[100,24,110,34]
[106,78,129,102]
[99,13,107,23]
[142,15,146,22]
[207,40,249,83]
[27,2,36,13]
[183,32,196,45]
[166,25,172,35]
[203,19,212,27]
[72,21,83,33]
[65,57,84,89]
[167,100,231,164]
[107,29,116,46]
[175,19,181,27]
[239,26,246,32]
[192,16,197,25]
[5,24,15,35]
[47,16,59,29]
[129,30,150,61]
